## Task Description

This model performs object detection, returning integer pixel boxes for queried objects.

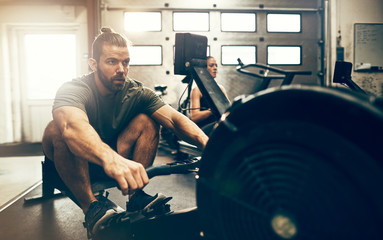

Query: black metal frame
[236,58,312,91]
[333,61,366,94]
[189,59,231,118]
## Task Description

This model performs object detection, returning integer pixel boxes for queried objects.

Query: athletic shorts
[44,155,113,189]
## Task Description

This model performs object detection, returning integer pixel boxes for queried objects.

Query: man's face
[96,43,130,93]
[207,58,218,78]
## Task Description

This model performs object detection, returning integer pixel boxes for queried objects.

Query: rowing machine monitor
[174,33,231,118]
[174,33,208,75]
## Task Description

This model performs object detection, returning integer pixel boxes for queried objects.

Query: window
[267,14,301,33]
[173,12,209,31]
[221,46,256,65]
[129,46,162,65]
[221,13,256,32]
[124,12,161,32]
[267,46,301,65]
[24,34,77,99]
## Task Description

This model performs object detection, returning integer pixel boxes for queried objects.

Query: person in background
[42,27,208,239]
[190,56,229,135]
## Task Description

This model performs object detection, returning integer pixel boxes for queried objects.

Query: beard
[97,67,126,92]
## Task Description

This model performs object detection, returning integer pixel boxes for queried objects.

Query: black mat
[0,152,197,240]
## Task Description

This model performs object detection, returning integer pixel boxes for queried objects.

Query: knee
[42,120,66,159]
[43,121,62,142]
[136,114,160,137]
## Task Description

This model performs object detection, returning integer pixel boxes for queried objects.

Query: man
[42,27,208,238]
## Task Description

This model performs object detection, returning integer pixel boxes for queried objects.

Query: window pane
[221,46,256,65]
[173,12,209,31]
[124,12,161,32]
[221,13,256,32]
[129,46,162,65]
[267,14,301,32]
[267,46,301,65]
[24,34,76,99]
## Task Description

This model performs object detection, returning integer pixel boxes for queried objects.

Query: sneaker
[84,200,121,239]
[126,190,171,212]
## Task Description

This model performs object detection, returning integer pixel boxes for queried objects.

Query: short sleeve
[141,87,166,115]
[53,80,92,113]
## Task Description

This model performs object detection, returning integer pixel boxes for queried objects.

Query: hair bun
[100,27,113,33]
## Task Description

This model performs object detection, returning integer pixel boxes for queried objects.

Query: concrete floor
[0,156,43,209]
[0,143,198,240]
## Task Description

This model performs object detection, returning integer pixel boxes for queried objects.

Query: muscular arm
[53,106,111,165]
[190,85,230,124]
[152,105,209,150]
[190,87,213,123]
[53,106,148,195]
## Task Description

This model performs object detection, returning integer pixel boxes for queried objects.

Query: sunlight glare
[124,12,161,32]
[173,12,209,31]
[267,14,301,32]
[24,34,76,99]
[268,46,301,65]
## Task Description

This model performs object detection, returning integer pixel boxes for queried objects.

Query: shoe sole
[92,209,122,235]
[142,193,168,211]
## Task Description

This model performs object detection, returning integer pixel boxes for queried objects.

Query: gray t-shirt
[53,72,165,144]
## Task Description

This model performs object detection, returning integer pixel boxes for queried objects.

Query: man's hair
[92,27,131,61]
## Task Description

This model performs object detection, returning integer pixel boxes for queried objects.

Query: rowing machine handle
[146,157,201,179]
[88,157,201,194]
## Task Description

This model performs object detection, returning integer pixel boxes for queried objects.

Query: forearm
[171,113,209,150]
[152,105,209,150]
[53,106,116,167]
[190,87,213,124]
[190,109,212,123]
[60,121,115,167]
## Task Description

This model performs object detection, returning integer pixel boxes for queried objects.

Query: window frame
[24,33,78,100]
[220,12,257,32]
[124,11,162,32]
[172,11,210,32]
[267,45,302,66]
[129,45,163,66]
[221,45,257,66]
[266,13,302,33]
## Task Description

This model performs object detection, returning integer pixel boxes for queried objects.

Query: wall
[1,0,381,143]
[0,23,13,143]
[102,0,324,107]
[332,0,383,96]
[0,3,88,143]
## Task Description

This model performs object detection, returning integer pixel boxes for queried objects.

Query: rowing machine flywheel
[197,86,383,240]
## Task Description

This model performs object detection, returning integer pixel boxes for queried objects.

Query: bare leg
[117,113,160,167]
[41,114,159,212]
[42,121,96,213]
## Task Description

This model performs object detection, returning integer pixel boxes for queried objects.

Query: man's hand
[103,154,149,195]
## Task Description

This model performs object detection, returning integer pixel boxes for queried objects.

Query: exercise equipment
[25,156,202,240]
[26,33,383,240]
[236,58,312,91]
[198,85,383,240]
[24,157,200,206]
[92,157,201,240]
[177,33,383,239]
[333,60,366,93]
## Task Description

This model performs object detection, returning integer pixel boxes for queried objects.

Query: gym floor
[0,143,197,240]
